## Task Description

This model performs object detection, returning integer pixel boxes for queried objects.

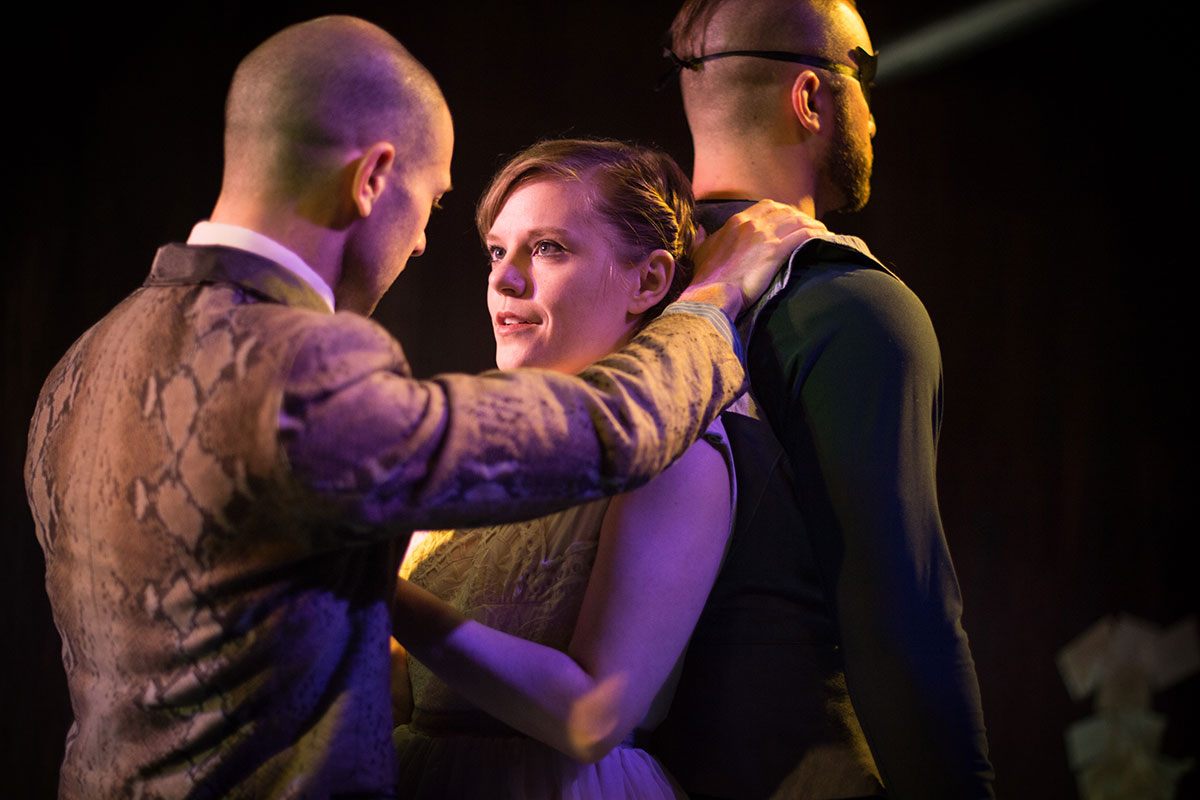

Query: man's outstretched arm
[285,201,821,531]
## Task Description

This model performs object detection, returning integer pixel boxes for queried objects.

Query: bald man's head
[671,0,849,65]
[670,0,856,138]
[221,15,446,202]
[669,0,875,215]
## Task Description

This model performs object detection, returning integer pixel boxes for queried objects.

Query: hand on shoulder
[682,200,828,317]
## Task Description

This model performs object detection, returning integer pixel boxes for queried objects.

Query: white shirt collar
[186,221,336,312]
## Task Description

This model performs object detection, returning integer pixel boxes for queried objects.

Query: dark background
[3,1,1194,796]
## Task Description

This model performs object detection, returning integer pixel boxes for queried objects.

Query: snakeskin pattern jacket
[25,244,742,799]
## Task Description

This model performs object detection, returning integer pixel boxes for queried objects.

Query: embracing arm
[282,201,817,533]
[392,438,732,762]
[749,266,994,798]
[283,308,739,531]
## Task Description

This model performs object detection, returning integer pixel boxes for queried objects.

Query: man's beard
[821,91,872,214]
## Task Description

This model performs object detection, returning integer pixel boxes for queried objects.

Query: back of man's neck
[691,153,816,217]
[691,134,820,215]
[209,199,344,293]
[692,180,817,218]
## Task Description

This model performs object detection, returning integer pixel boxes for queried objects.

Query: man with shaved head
[25,15,814,798]
[650,1,995,798]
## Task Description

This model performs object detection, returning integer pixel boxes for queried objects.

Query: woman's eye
[487,245,505,263]
[533,240,564,257]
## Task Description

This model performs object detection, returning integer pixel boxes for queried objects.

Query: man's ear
[351,142,396,218]
[791,70,823,135]
[628,249,675,314]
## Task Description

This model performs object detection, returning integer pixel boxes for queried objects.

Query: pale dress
[394,424,733,799]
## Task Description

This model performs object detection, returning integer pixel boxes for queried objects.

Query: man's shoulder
[761,240,941,371]
[144,244,409,381]
[787,241,925,320]
[123,263,409,399]
[282,310,409,393]
[789,235,892,283]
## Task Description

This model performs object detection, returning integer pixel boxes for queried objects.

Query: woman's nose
[489,258,528,297]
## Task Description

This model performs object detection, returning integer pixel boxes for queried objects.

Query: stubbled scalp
[221,15,446,201]
[668,0,851,137]
[670,0,851,57]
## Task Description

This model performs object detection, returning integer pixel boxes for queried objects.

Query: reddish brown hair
[477,139,696,320]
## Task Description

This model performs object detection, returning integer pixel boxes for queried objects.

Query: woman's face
[486,178,643,373]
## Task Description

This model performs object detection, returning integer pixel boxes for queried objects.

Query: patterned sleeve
[280,308,746,532]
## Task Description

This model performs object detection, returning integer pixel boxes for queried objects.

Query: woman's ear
[791,70,823,135]
[350,141,397,218]
[628,249,675,314]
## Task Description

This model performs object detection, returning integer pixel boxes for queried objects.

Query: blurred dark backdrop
[4,1,1194,796]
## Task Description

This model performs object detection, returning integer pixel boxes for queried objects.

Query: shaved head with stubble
[670,0,875,216]
[213,15,454,314]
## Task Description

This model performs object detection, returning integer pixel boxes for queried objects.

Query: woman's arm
[392,437,731,762]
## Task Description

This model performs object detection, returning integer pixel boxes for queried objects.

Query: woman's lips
[494,311,540,334]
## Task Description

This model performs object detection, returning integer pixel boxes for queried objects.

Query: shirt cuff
[661,301,746,365]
